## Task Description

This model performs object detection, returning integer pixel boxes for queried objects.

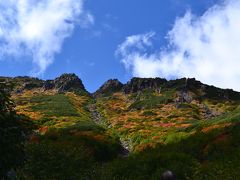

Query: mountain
[2,73,240,179]
[93,79,124,98]
[0,73,87,94]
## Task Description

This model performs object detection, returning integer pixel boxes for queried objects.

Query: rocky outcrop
[43,80,55,90]
[94,77,168,97]
[23,81,44,90]
[170,78,240,102]
[1,74,87,94]
[13,77,44,91]
[123,77,167,94]
[204,85,240,100]
[54,73,85,92]
[43,73,86,93]
[93,79,123,98]
[94,77,240,101]
[2,73,240,101]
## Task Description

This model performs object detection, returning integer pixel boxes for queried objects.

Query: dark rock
[7,77,45,90]
[94,79,123,98]
[14,76,32,81]
[167,78,202,91]
[53,73,86,93]
[20,77,44,90]
[175,91,193,103]
[7,169,16,179]
[161,171,176,180]
[204,86,240,100]
[23,82,43,90]
[43,80,55,90]
[14,89,23,94]
[170,78,240,102]
[123,77,167,94]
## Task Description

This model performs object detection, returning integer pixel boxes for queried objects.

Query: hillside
[1,73,240,179]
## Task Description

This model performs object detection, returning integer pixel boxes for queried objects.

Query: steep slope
[2,74,240,179]
[93,79,123,98]
[1,74,121,178]
[95,77,240,151]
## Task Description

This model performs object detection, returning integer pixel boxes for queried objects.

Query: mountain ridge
[2,73,240,179]
[1,73,239,99]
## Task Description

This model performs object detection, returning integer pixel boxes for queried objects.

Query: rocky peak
[53,73,86,93]
[93,79,123,98]
[204,85,240,100]
[43,80,55,90]
[123,77,167,94]
[43,73,86,93]
[170,78,240,102]
[183,78,240,101]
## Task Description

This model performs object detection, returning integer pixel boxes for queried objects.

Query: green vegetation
[0,83,27,178]
[2,76,240,179]
[97,119,240,179]
[30,94,79,117]
[19,108,240,179]
[129,90,174,110]
[18,141,97,179]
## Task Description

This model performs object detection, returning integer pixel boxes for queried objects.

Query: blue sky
[1,0,240,92]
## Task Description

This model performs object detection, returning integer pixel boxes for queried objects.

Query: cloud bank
[117,0,240,91]
[0,0,93,75]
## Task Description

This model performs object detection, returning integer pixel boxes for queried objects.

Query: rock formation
[93,79,123,98]
[123,77,167,94]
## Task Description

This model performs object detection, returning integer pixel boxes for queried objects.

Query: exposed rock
[43,80,55,90]
[43,74,87,93]
[12,77,44,90]
[174,78,198,103]
[2,73,87,94]
[204,85,240,100]
[172,78,240,102]
[88,104,106,125]
[175,91,193,103]
[119,138,131,157]
[123,77,167,94]
[94,79,123,98]
[53,73,86,93]
[2,73,240,101]
[167,78,201,91]
[161,171,176,180]
[23,82,44,90]
[14,89,23,94]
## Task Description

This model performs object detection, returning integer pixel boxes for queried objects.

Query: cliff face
[2,74,239,101]
[93,79,123,98]
[43,73,86,93]
[94,77,240,102]
[123,77,168,94]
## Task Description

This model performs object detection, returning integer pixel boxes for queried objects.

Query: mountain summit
[44,73,86,93]
[0,73,87,94]
[93,79,123,98]
[2,73,240,179]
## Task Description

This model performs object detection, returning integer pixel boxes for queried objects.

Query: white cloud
[117,0,240,91]
[0,0,93,75]
[79,12,94,28]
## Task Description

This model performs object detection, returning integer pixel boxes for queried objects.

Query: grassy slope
[96,89,239,151]
[11,86,240,179]
[102,107,240,179]
[94,90,240,179]
[13,90,121,179]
